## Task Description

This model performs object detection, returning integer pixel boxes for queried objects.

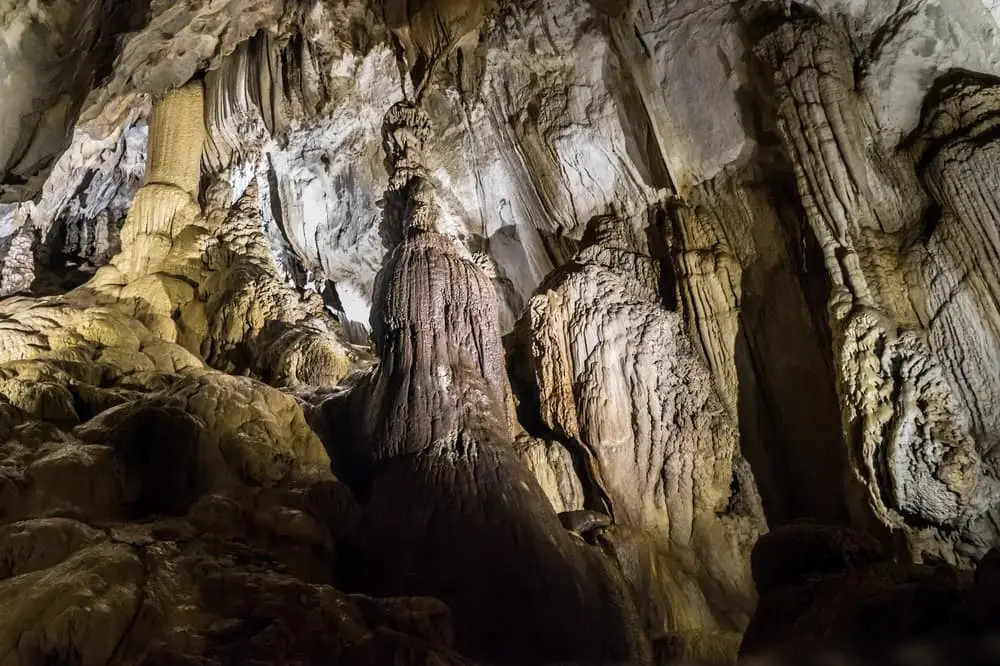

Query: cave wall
[2,0,1000,664]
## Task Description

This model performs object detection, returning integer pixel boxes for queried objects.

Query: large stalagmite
[511,212,765,645]
[338,100,648,664]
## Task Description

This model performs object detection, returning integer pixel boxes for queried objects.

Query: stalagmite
[0,223,36,297]
[0,46,456,666]
[195,177,369,386]
[109,82,207,283]
[338,100,649,664]
[510,211,765,651]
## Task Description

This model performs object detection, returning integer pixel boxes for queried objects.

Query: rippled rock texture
[2,0,1000,664]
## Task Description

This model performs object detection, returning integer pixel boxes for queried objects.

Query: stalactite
[755,18,880,318]
[203,39,269,175]
[383,0,487,97]
[4,0,1000,662]
[668,200,743,416]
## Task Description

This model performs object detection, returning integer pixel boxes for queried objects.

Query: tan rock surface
[510,214,765,654]
[3,0,1000,664]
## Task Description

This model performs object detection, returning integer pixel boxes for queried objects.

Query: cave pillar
[369,101,517,444]
[756,14,999,564]
[73,82,208,344]
[112,82,206,282]
[145,83,206,197]
[350,100,649,663]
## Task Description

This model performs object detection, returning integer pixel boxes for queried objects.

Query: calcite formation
[511,213,765,642]
[2,0,1000,664]
[752,9,1000,566]
[330,100,647,664]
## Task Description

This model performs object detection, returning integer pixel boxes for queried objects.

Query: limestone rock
[913,71,1000,445]
[0,297,462,666]
[0,321,464,664]
[4,0,1000,664]
[331,101,650,665]
[0,224,36,297]
[837,307,1000,561]
[511,213,765,640]
[514,433,586,515]
[753,8,1000,566]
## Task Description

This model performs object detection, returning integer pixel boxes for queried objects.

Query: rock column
[756,12,999,564]
[352,101,649,664]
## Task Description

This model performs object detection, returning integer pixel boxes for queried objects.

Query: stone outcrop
[0,356,472,665]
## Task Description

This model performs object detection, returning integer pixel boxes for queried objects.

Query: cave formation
[2,0,1000,664]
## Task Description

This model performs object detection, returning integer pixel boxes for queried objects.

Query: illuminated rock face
[1,1,1000,664]
[337,101,648,664]
[0,86,451,665]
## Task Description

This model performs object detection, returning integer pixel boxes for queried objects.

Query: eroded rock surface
[326,101,649,665]
[511,213,765,646]
[751,8,1000,566]
[3,0,1000,664]
[0,85,444,666]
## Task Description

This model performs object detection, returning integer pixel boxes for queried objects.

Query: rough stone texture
[327,101,650,665]
[0,86,430,665]
[0,0,142,202]
[0,378,472,665]
[0,303,464,664]
[748,9,1000,566]
[70,82,369,389]
[509,212,765,653]
[514,433,586,514]
[3,0,1000,664]
[913,71,1000,444]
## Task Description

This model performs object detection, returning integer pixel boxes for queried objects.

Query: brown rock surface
[3,0,1000,664]
[332,101,649,665]
[0,85,458,666]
